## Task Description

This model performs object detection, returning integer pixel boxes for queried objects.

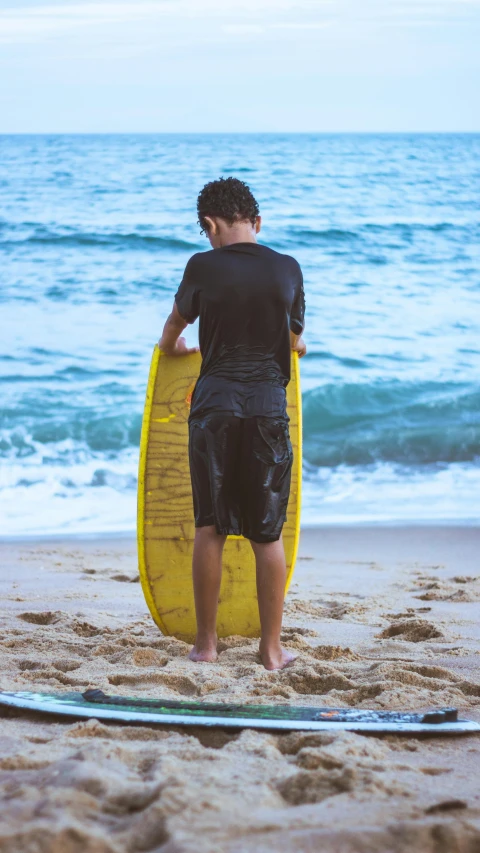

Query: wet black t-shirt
[174,242,305,419]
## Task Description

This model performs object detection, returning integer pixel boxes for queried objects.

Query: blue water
[1,134,479,534]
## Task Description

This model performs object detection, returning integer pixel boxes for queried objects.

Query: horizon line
[1,130,479,136]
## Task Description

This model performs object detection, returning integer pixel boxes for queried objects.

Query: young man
[159,177,306,671]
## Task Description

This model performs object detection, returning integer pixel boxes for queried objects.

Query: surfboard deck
[1,690,478,734]
[137,347,302,642]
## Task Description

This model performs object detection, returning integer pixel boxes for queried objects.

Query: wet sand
[1,525,479,852]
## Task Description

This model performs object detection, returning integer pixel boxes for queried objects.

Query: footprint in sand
[131,648,169,668]
[277,734,394,806]
[425,799,467,814]
[17,611,62,625]
[108,672,199,695]
[18,658,82,673]
[279,663,355,695]
[411,573,480,602]
[110,573,140,583]
[377,618,444,642]
[69,619,103,638]
[312,645,359,661]
[284,599,352,620]
[18,659,50,671]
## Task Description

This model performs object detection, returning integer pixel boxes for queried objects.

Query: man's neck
[217,225,257,248]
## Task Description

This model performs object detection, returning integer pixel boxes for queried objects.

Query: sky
[0,0,479,133]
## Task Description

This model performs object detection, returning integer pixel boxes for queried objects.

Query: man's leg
[189,525,227,663]
[250,536,296,671]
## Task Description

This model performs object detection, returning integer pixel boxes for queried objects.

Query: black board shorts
[188,414,293,544]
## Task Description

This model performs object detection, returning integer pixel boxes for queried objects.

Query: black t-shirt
[174,242,305,419]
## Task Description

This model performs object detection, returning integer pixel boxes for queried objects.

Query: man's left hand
[291,336,307,358]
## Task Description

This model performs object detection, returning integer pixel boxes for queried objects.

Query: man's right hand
[158,302,199,356]
[160,335,199,357]
[291,336,307,358]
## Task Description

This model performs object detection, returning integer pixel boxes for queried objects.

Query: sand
[1,525,479,853]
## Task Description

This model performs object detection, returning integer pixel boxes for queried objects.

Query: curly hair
[197,177,260,234]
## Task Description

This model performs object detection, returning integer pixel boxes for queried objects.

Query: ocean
[1,133,479,535]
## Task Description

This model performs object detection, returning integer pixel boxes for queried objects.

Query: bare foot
[259,645,297,671]
[189,644,218,663]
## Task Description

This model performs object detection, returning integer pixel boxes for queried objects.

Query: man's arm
[290,330,307,358]
[290,262,306,357]
[158,302,199,356]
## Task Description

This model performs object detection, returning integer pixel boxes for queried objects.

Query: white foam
[302,462,480,525]
[1,453,479,536]
[0,449,138,536]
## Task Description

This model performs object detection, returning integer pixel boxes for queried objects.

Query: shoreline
[1,518,479,544]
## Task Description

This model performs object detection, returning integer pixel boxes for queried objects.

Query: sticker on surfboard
[1,690,478,734]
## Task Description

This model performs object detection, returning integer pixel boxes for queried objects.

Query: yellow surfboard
[137,346,302,642]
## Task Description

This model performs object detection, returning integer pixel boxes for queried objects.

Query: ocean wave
[272,221,478,250]
[290,228,358,243]
[0,225,201,252]
[2,221,476,255]
[303,380,480,467]
[2,380,479,469]
[0,412,142,458]
[303,351,368,368]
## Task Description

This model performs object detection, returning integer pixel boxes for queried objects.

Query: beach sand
[1,525,479,852]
